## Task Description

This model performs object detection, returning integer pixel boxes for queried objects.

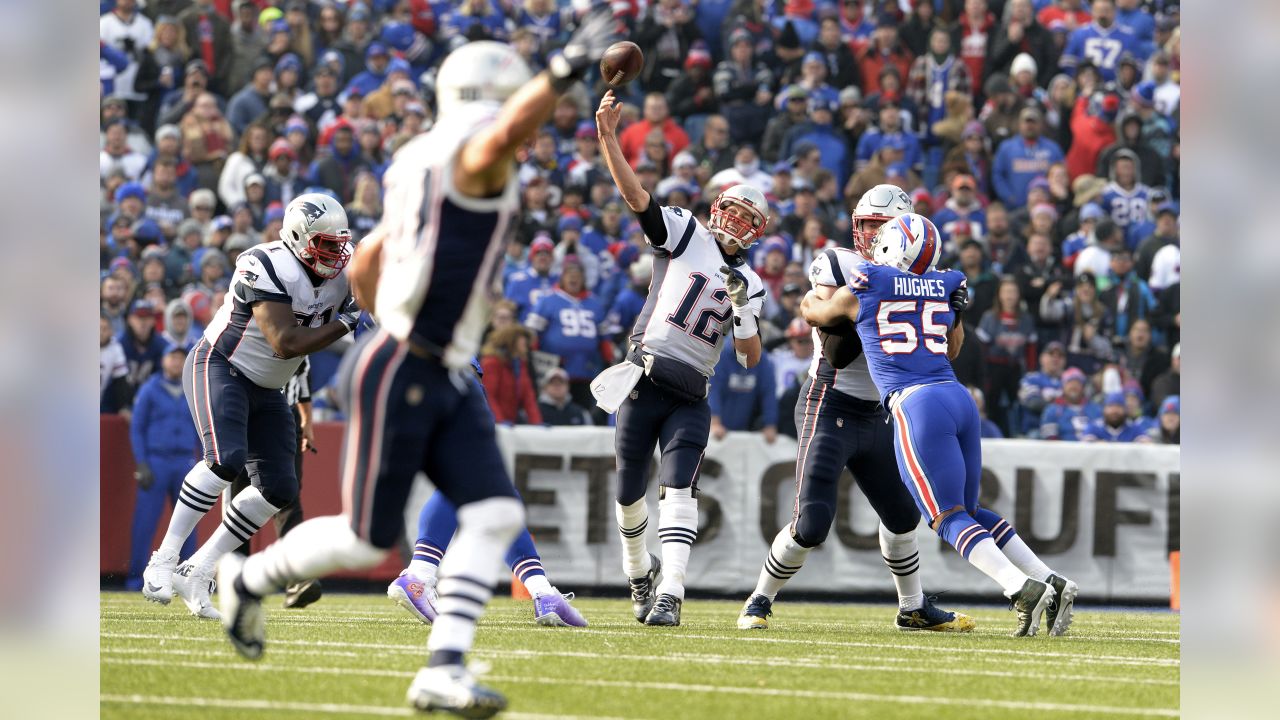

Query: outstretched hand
[596,90,622,138]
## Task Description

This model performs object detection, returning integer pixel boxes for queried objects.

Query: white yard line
[100,630,1178,669]
[100,663,1178,717]
[101,644,1177,687]
[99,693,631,720]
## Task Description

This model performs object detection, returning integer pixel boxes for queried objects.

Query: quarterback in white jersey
[737,184,975,633]
[594,89,766,627]
[142,193,359,620]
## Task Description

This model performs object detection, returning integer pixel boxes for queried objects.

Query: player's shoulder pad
[847,256,876,291]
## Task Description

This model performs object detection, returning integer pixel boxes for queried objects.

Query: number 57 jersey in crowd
[204,241,351,389]
[630,205,765,376]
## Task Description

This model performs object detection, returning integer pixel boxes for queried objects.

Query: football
[600,41,644,87]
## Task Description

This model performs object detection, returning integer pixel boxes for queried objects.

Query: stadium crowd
[100,0,1180,445]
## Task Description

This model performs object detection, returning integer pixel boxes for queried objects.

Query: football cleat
[895,596,976,632]
[282,579,323,609]
[388,571,438,624]
[737,594,773,630]
[1045,573,1079,636]
[172,562,221,620]
[1009,578,1056,637]
[629,553,662,623]
[644,593,682,626]
[406,665,506,719]
[141,547,179,605]
[533,587,588,627]
[218,553,265,660]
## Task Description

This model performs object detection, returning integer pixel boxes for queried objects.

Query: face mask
[735,157,759,177]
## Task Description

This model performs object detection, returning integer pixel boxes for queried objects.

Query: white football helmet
[709,183,769,249]
[435,41,533,119]
[871,213,941,275]
[852,184,913,259]
[279,193,352,279]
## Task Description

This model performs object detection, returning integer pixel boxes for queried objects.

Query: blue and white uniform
[185,241,350,506]
[342,102,522,548]
[1100,181,1152,247]
[1060,22,1144,82]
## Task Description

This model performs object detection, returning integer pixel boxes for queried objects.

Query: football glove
[721,265,751,311]
[337,296,361,333]
[549,7,620,91]
[134,462,154,491]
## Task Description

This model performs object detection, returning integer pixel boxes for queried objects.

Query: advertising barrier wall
[102,418,1178,601]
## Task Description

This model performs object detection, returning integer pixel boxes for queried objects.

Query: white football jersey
[631,206,766,377]
[375,103,520,369]
[204,240,351,389]
[806,248,880,402]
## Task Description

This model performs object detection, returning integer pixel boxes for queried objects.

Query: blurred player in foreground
[592,89,767,627]
[738,185,974,633]
[141,193,358,620]
[803,214,1078,636]
[389,363,586,628]
[217,13,618,717]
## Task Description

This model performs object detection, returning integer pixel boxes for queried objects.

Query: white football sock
[655,487,697,600]
[966,537,1031,597]
[752,527,811,601]
[160,463,230,555]
[189,486,280,574]
[879,523,924,611]
[428,497,524,655]
[241,515,386,597]
[615,498,651,579]
[407,559,439,578]
[523,574,553,597]
[998,535,1054,582]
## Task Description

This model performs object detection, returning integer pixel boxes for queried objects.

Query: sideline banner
[476,427,1179,602]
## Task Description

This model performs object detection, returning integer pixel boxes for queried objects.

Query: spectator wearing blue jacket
[605,252,650,342]
[970,386,1004,439]
[781,96,851,189]
[1058,0,1144,82]
[126,343,200,590]
[344,42,391,99]
[225,58,274,134]
[709,343,778,443]
[525,259,612,408]
[1039,367,1103,441]
[854,98,924,173]
[442,0,512,44]
[1081,392,1158,442]
[1017,341,1067,437]
[119,299,166,395]
[505,236,558,321]
[992,106,1064,208]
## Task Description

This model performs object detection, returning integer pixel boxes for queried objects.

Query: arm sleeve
[634,197,672,247]
[295,357,312,404]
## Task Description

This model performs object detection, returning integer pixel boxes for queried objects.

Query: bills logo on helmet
[299,201,326,225]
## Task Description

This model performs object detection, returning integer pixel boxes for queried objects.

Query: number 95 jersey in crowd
[203,241,351,389]
[631,205,765,377]
[848,259,965,405]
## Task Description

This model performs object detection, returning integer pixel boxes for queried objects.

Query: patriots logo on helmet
[299,201,326,225]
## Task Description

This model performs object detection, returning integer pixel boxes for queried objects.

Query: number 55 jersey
[848,259,966,404]
[630,204,765,376]
[203,241,351,389]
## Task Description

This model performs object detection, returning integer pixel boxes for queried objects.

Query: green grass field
[101,591,1179,719]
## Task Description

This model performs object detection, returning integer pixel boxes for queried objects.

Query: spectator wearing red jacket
[1066,91,1118,180]
[479,325,543,425]
[858,14,913,96]
[619,93,690,169]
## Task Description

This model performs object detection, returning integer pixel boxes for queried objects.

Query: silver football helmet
[435,41,533,119]
[852,184,913,259]
[279,193,352,279]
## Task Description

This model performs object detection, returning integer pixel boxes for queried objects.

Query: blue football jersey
[1100,182,1152,232]
[1061,23,1144,82]
[848,260,967,404]
[526,289,608,380]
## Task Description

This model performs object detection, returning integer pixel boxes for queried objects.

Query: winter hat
[1010,53,1037,79]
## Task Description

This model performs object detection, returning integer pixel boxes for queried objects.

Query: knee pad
[456,496,525,541]
[260,482,299,510]
[206,459,243,482]
[790,510,832,549]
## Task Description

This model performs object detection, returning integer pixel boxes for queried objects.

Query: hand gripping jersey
[204,240,351,389]
[847,258,967,405]
[630,205,766,377]
[375,102,520,369]
[806,248,881,402]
